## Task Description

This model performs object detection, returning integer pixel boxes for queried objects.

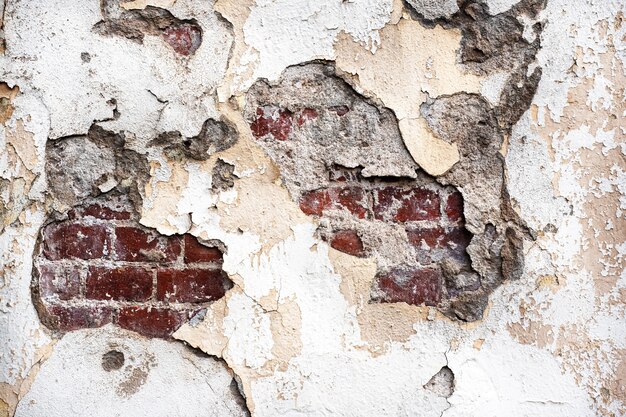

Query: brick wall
[33,195,230,338]
[293,165,473,307]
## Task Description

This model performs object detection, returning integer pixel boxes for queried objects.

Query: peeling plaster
[0,0,624,416]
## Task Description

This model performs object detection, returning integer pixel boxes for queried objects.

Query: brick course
[288,160,473,308]
[34,195,229,338]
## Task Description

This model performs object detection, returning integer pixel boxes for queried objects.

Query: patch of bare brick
[33,194,230,339]
[294,166,473,308]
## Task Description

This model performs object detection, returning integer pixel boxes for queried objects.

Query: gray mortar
[405,0,546,75]
[150,118,238,161]
[46,124,150,217]
[404,0,459,20]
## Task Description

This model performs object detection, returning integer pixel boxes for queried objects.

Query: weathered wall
[0,0,624,416]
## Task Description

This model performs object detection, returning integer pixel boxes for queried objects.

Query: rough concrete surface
[0,0,624,416]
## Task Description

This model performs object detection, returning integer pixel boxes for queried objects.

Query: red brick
[407,227,446,249]
[333,186,369,219]
[330,230,365,257]
[37,263,82,300]
[162,23,202,56]
[47,304,114,331]
[297,108,319,126]
[250,106,293,141]
[86,266,153,302]
[183,235,223,264]
[445,191,464,222]
[376,267,441,306]
[157,268,227,303]
[43,223,109,260]
[373,187,440,222]
[299,189,331,216]
[117,306,187,339]
[299,187,369,218]
[113,227,181,263]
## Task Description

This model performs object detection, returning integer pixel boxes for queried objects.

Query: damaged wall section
[244,63,527,321]
[34,124,234,339]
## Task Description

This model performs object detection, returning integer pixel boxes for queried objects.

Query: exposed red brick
[299,189,331,216]
[330,230,365,257]
[332,186,369,219]
[250,107,293,141]
[113,227,181,263]
[162,23,202,56]
[43,223,109,260]
[407,227,446,249]
[48,304,114,331]
[373,187,440,222]
[86,266,153,302]
[37,263,82,300]
[183,235,223,264]
[157,268,226,303]
[445,191,464,222]
[297,108,319,126]
[117,306,187,339]
[329,105,350,116]
[377,267,441,306]
[300,187,369,218]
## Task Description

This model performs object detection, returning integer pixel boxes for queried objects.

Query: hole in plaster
[102,350,125,371]
[244,62,530,321]
[424,366,455,398]
[93,0,203,56]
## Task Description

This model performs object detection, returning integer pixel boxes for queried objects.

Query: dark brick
[444,227,473,260]
[37,263,82,300]
[117,306,187,339]
[162,23,202,56]
[376,267,441,306]
[157,268,227,303]
[445,191,464,222]
[113,227,181,263]
[183,235,223,264]
[48,304,114,331]
[297,108,319,126]
[43,223,109,260]
[330,230,365,257]
[373,187,440,222]
[86,266,153,302]
[250,106,293,141]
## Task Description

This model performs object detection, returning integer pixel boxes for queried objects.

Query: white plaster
[14,325,247,417]
[485,0,518,15]
[1,0,232,141]
[238,0,393,91]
